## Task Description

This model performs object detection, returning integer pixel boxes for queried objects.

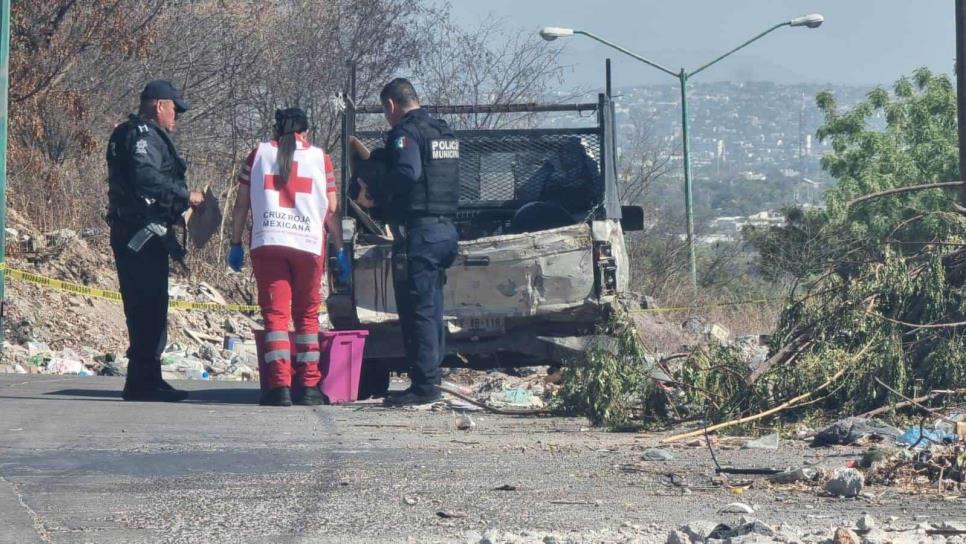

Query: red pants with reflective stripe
[251,245,324,390]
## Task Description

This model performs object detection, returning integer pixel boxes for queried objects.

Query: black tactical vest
[402,112,460,217]
[106,114,187,224]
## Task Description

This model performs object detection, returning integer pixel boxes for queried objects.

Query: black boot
[153,378,178,391]
[293,387,329,406]
[123,361,188,402]
[122,384,189,402]
[259,387,293,407]
[383,387,441,407]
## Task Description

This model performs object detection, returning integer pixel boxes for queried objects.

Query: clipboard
[186,186,223,249]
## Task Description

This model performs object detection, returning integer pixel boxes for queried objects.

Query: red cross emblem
[264,161,313,208]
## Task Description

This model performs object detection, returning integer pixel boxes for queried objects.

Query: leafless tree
[6,0,434,234]
[618,110,674,206]
[413,16,566,129]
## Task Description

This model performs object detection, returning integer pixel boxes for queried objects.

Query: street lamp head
[789,13,824,28]
[539,26,575,41]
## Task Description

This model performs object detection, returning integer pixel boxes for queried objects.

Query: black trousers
[391,221,458,396]
[110,222,170,390]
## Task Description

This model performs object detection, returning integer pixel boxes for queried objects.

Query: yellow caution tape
[0,262,260,313]
[0,261,769,315]
[629,298,775,313]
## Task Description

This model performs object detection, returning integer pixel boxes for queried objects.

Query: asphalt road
[0,375,960,543]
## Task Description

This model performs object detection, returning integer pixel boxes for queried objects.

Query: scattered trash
[825,468,865,498]
[436,510,468,519]
[27,341,50,355]
[439,367,558,414]
[707,323,731,344]
[678,521,722,543]
[957,421,966,442]
[767,467,817,484]
[682,316,706,335]
[488,387,546,410]
[811,417,902,446]
[718,502,755,514]
[665,529,691,544]
[641,448,675,462]
[794,425,815,440]
[493,484,517,491]
[185,368,210,380]
[896,426,958,449]
[403,495,418,506]
[859,447,891,468]
[2,217,261,383]
[857,514,877,531]
[742,432,779,450]
[457,414,476,431]
[46,350,87,375]
[99,359,127,376]
[223,334,241,351]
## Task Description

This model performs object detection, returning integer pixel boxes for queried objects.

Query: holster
[127,222,188,269]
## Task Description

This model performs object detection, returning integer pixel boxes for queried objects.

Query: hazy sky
[450,1,956,89]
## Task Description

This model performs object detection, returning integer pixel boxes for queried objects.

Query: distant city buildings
[611,81,869,178]
[556,81,869,240]
[701,210,787,243]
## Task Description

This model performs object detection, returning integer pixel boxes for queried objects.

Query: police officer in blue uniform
[106,80,204,402]
[368,79,460,406]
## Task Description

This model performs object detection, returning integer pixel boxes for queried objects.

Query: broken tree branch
[872,378,966,424]
[661,341,873,443]
[746,334,813,385]
[867,312,966,330]
[856,388,966,419]
[661,367,847,443]
[846,181,965,209]
[184,328,222,344]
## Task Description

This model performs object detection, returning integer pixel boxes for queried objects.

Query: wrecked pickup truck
[327,70,643,392]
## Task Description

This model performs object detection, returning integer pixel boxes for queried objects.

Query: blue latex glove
[227,244,244,272]
[335,248,352,283]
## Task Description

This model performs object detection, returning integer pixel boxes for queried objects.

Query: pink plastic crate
[254,330,369,404]
[318,330,369,404]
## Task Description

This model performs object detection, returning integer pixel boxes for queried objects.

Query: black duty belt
[406,216,453,228]
[106,206,144,223]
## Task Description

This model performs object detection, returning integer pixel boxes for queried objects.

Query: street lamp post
[540,14,824,287]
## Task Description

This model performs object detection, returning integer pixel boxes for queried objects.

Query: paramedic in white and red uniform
[228,108,351,407]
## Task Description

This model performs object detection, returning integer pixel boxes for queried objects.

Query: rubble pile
[2,212,263,383]
[460,524,666,544]
[664,515,966,544]
[451,515,966,544]
[442,366,561,411]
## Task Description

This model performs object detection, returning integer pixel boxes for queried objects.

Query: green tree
[741,68,966,414]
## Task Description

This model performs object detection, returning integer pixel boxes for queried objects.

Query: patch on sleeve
[394,135,406,149]
[135,139,149,155]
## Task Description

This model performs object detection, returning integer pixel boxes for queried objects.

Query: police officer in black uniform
[106,80,204,402]
[367,78,460,406]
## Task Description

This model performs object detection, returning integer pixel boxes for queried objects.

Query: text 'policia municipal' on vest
[404,112,460,218]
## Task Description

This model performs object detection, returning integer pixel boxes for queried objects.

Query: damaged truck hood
[353,223,597,324]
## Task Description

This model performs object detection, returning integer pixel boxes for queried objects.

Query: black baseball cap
[140,80,190,113]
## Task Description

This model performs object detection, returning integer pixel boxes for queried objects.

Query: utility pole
[539,15,824,288]
[957,0,966,206]
[0,0,10,355]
